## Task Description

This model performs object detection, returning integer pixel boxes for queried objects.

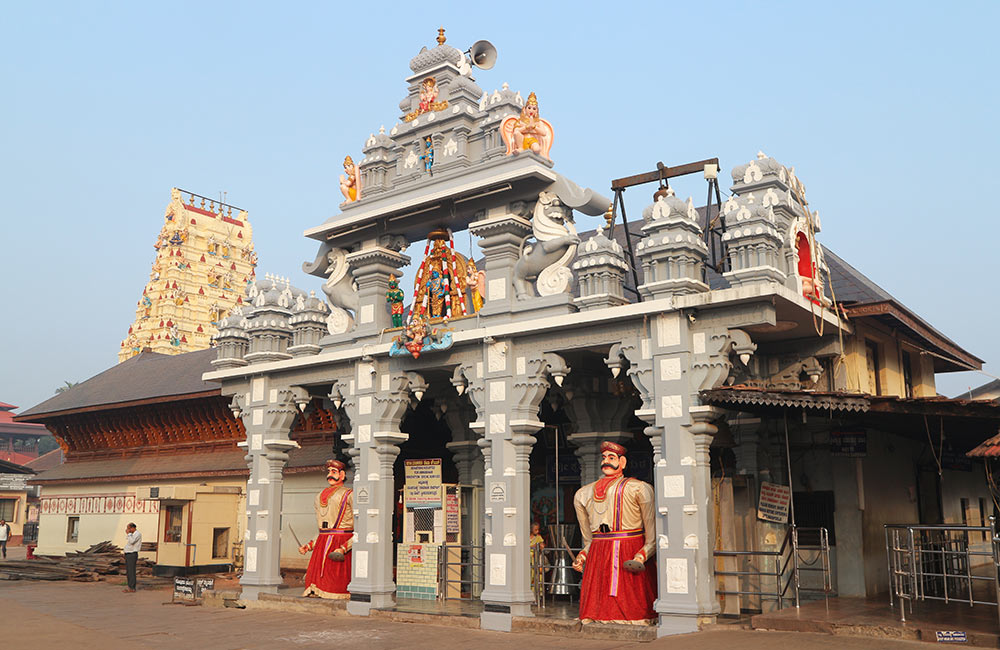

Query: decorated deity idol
[403,315,429,358]
[419,77,439,113]
[425,269,447,318]
[421,136,435,175]
[466,259,485,313]
[405,75,449,122]
[500,92,555,160]
[572,441,656,624]
[339,155,361,202]
[299,459,354,598]
[387,274,405,327]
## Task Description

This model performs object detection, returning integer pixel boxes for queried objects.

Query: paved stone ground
[0,580,934,650]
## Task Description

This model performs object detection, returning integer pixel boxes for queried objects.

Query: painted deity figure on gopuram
[298,459,353,599]
[404,76,449,122]
[466,259,485,313]
[500,91,555,160]
[339,155,361,202]
[573,441,657,625]
[411,229,472,321]
[386,275,405,327]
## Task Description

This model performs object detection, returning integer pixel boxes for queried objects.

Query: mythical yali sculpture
[322,248,359,335]
[512,191,580,300]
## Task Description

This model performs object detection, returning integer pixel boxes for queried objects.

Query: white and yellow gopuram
[119,188,257,362]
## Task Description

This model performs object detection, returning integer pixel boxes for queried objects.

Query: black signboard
[830,430,867,457]
[173,577,195,601]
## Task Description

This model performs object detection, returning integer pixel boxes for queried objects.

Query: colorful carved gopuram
[194,26,992,640]
[118,189,256,362]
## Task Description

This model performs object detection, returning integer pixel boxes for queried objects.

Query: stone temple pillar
[347,245,409,338]
[340,362,419,615]
[561,372,634,486]
[617,314,733,636]
[466,343,567,631]
[234,381,306,600]
[469,204,533,317]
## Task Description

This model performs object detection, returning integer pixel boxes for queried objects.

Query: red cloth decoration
[579,534,657,622]
[302,530,352,596]
[593,476,618,501]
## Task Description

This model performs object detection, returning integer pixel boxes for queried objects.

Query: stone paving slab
[0,580,944,650]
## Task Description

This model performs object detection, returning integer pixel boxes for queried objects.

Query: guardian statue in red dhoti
[572,441,657,624]
[298,459,353,598]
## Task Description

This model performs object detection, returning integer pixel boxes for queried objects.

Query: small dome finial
[436,27,446,46]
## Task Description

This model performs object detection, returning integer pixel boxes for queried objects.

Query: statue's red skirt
[579,530,657,623]
[302,528,352,599]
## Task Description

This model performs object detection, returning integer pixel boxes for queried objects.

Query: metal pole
[554,425,560,545]
[613,189,642,301]
[886,526,895,609]
[783,412,796,527]
[991,515,1000,625]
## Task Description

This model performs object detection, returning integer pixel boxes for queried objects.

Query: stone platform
[203,590,657,641]
[752,596,1000,647]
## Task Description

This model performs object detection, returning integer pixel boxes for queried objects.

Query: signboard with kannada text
[404,459,442,508]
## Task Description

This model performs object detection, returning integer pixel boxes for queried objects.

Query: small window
[865,340,882,396]
[0,499,16,522]
[66,516,80,543]
[164,505,183,543]
[792,491,836,546]
[902,351,914,398]
[961,497,969,527]
[212,527,230,559]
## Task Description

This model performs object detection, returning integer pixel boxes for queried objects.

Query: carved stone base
[509,292,576,319]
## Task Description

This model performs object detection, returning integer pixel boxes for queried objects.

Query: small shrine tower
[118,188,257,362]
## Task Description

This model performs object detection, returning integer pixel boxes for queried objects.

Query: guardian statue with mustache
[298,459,353,598]
[572,441,657,624]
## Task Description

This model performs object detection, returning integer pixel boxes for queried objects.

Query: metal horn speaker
[468,40,497,70]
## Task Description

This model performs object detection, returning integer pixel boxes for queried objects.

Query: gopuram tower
[118,188,257,362]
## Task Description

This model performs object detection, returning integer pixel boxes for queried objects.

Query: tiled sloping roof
[0,458,36,475]
[30,443,332,483]
[701,387,870,412]
[23,449,64,472]
[17,349,219,419]
[821,247,893,305]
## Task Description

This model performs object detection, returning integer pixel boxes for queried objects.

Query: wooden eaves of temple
[14,349,340,565]
[16,349,339,469]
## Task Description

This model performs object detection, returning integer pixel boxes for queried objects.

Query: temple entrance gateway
[204,28,865,638]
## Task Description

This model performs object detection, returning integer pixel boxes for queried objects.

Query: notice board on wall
[404,459,442,508]
[757,482,791,524]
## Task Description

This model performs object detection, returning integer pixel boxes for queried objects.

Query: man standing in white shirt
[123,522,141,593]
[0,519,10,559]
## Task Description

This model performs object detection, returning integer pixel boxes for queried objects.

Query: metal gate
[885,520,1000,623]
[714,525,832,612]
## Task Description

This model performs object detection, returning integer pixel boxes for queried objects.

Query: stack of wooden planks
[0,541,154,581]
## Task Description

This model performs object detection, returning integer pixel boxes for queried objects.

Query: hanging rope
[924,414,944,477]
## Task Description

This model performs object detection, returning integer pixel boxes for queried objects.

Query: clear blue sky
[1,1,997,412]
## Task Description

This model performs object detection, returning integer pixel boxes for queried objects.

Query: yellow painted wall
[36,478,245,564]
[0,490,28,539]
[839,321,936,398]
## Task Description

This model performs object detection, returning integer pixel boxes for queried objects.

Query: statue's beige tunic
[314,485,354,551]
[573,475,655,562]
